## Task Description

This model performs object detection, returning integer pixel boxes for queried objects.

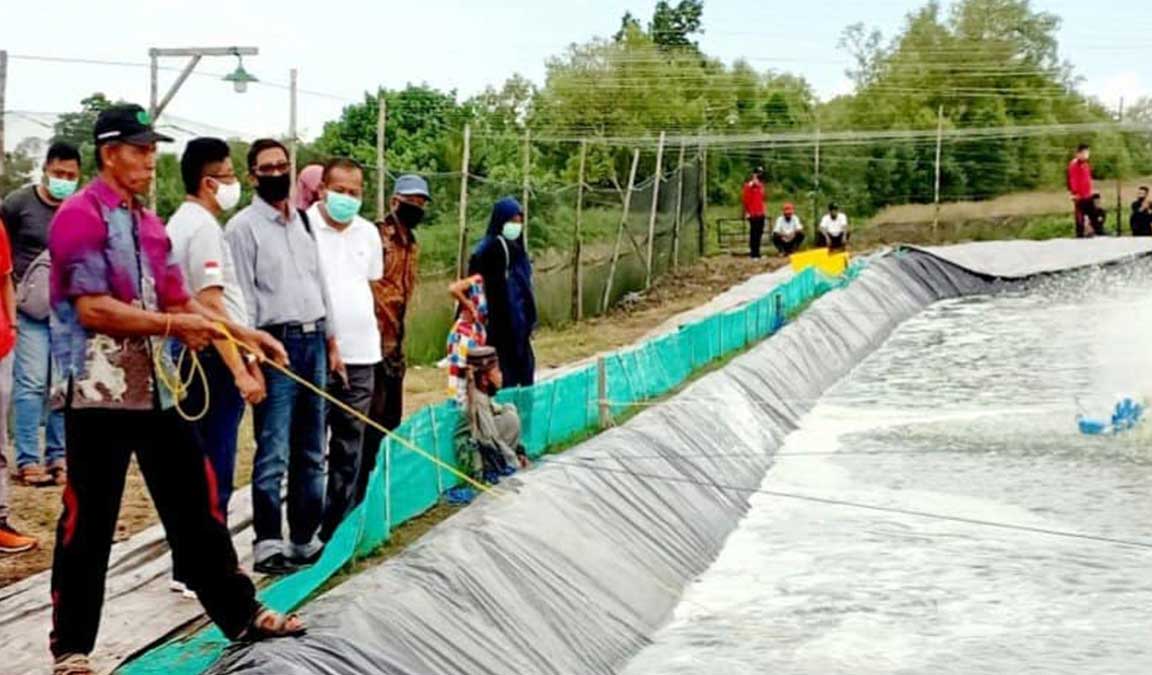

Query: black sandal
[239,607,307,641]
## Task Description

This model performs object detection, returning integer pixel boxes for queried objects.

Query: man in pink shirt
[1067,143,1096,238]
[47,104,303,674]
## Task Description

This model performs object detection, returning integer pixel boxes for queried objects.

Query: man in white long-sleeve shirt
[772,202,805,255]
[817,202,849,251]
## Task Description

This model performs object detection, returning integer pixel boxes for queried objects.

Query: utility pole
[377,93,388,218]
[288,68,298,199]
[572,139,588,321]
[932,105,945,243]
[1117,97,1125,237]
[0,50,8,179]
[522,129,532,251]
[455,123,472,279]
[645,131,667,289]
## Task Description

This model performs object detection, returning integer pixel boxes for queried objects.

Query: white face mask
[501,221,523,241]
[214,180,242,212]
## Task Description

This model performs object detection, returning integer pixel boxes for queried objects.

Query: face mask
[255,173,291,204]
[325,191,362,224]
[501,221,523,241]
[47,177,78,201]
[213,180,242,212]
[394,201,426,228]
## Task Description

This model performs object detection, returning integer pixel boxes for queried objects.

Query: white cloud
[1081,71,1149,109]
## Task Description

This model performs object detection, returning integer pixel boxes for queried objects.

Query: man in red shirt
[1067,144,1096,238]
[742,167,767,259]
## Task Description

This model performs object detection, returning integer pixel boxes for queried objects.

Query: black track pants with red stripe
[49,407,258,657]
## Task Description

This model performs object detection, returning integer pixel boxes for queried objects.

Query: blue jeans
[12,312,65,469]
[251,326,327,562]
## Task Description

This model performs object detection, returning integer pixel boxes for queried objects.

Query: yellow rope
[200,323,495,496]
[153,338,211,422]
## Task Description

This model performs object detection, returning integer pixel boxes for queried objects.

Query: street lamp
[148,46,259,120]
[222,54,259,94]
[147,46,259,206]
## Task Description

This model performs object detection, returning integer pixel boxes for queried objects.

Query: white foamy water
[623,260,1152,675]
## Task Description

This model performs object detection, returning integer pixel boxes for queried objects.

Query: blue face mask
[47,177,78,200]
[502,221,523,241]
[325,191,362,224]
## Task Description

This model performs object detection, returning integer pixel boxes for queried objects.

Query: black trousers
[50,407,258,657]
[356,364,404,503]
[321,364,375,541]
[1074,198,1096,238]
[748,216,766,259]
[772,231,805,255]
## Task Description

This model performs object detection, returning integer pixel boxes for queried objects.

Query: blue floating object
[1077,416,1108,435]
[1077,396,1145,436]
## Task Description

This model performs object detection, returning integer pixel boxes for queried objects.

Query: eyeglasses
[254,162,291,176]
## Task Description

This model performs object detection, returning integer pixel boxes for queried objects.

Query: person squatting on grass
[454,345,528,485]
[47,105,303,675]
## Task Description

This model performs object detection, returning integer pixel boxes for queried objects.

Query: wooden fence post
[455,123,472,279]
[602,149,642,313]
[671,141,687,270]
[376,93,388,217]
[645,131,667,289]
[598,356,613,429]
[571,139,588,321]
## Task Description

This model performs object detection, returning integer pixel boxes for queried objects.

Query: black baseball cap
[93,104,174,146]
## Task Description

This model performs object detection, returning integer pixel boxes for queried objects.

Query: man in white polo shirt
[818,202,849,251]
[772,202,806,255]
[166,137,266,595]
[307,158,384,542]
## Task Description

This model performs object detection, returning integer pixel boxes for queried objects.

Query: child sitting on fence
[455,346,529,486]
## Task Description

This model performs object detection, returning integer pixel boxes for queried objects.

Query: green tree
[649,0,705,49]
[52,93,117,175]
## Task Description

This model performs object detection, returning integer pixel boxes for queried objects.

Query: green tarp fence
[119,264,854,675]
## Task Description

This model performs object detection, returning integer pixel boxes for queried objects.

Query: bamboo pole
[602,149,642,313]
[288,68,299,202]
[455,123,472,279]
[571,139,588,321]
[932,105,944,242]
[522,129,532,251]
[376,93,387,217]
[645,131,667,288]
[698,142,707,257]
[671,142,687,270]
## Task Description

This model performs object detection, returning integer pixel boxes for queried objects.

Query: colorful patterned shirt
[49,176,190,411]
[443,274,488,405]
[371,213,419,374]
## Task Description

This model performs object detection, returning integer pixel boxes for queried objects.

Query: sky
[3,0,1149,148]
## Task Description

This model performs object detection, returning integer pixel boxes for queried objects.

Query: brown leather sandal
[49,464,68,486]
[17,465,54,487]
[239,607,307,642]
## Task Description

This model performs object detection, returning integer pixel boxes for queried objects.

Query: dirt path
[0,253,783,588]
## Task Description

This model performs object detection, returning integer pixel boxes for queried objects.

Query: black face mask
[394,201,426,229]
[255,173,291,204]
